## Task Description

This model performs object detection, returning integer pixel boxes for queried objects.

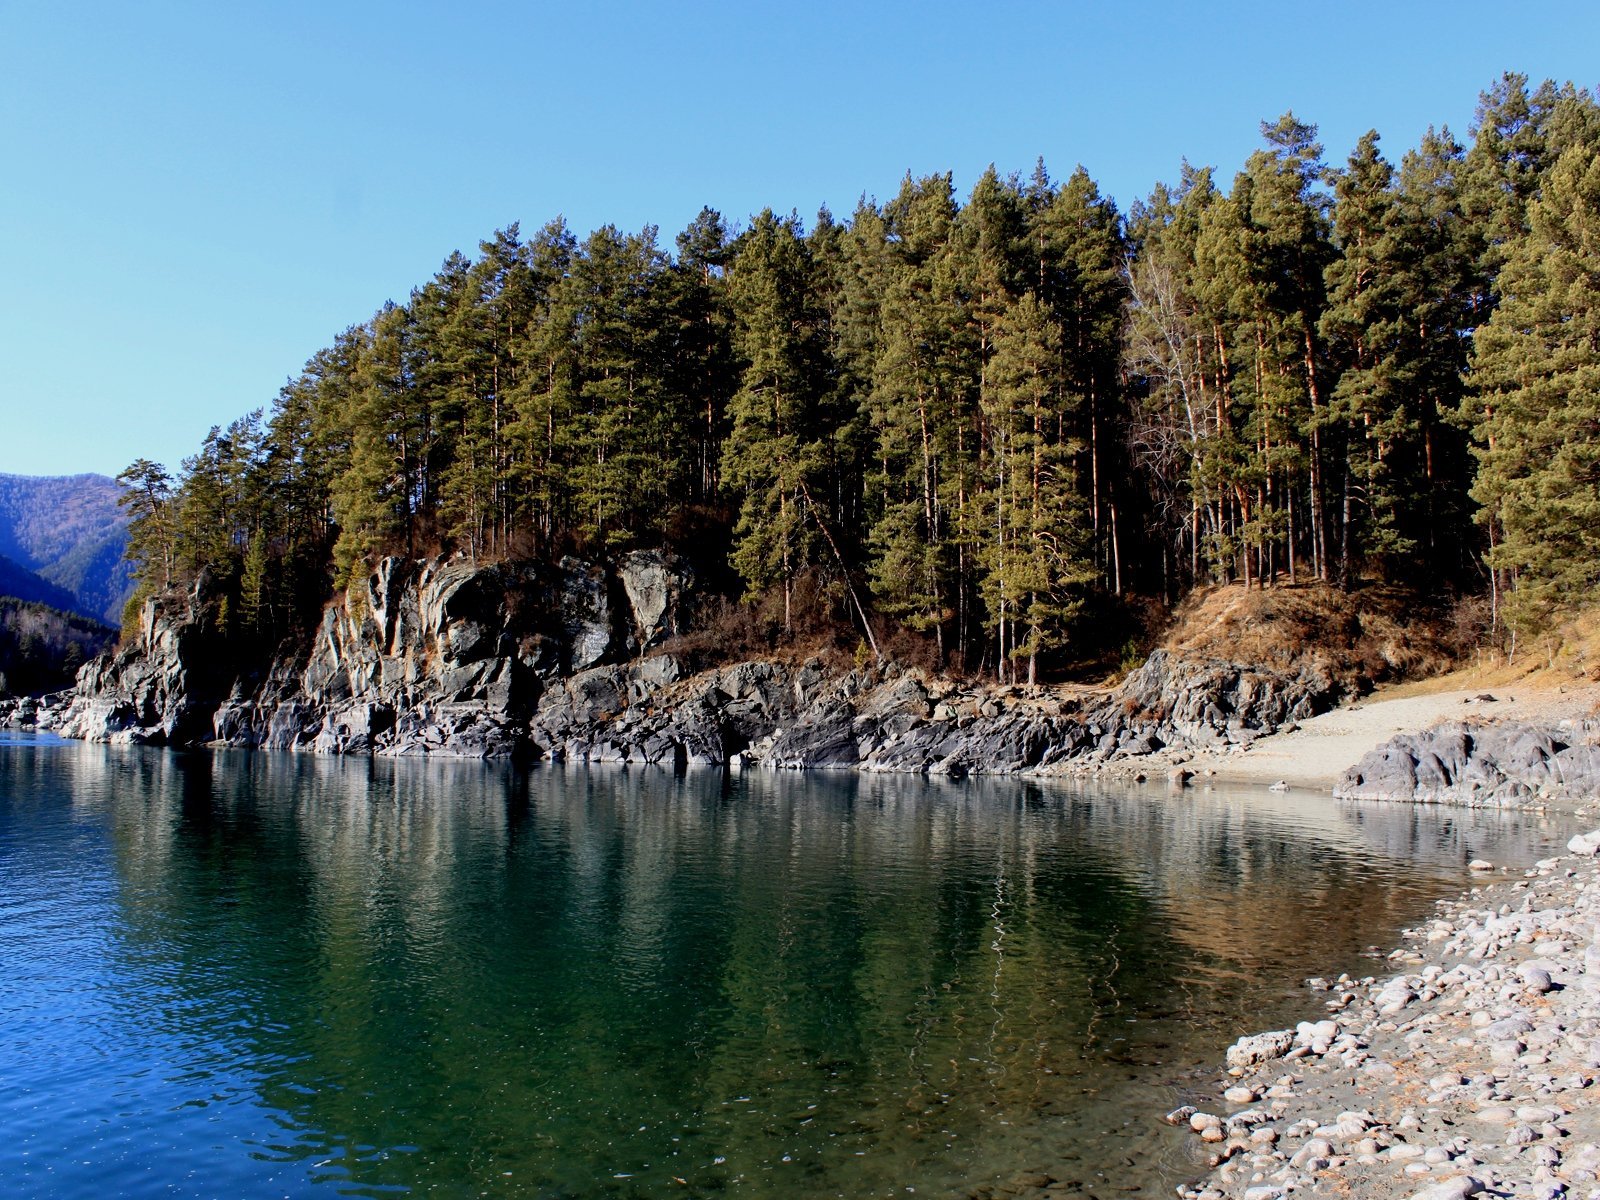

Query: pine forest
[118,74,1600,682]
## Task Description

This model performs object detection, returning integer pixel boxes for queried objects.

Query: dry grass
[1379,606,1600,700]
[1159,580,1457,689]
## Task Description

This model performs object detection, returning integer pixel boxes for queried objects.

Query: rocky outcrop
[516,657,1273,777]
[52,553,1358,772]
[1333,720,1600,808]
[58,575,235,744]
[0,688,73,730]
[58,551,697,756]
[1120,648,1343,747]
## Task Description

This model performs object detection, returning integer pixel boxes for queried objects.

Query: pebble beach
[1174,827,1600,1200]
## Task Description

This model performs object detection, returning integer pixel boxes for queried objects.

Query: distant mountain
[0,474,133,625]
[0,552,84,612]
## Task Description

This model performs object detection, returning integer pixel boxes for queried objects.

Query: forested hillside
[0,599,115,696]
[0,553,85,614]
[118,73,1600,681]
[0,474,133,624]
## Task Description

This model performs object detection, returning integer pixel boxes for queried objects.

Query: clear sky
[2,0,1596,479]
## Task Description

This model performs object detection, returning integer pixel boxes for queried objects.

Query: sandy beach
[1132,680,1600,792]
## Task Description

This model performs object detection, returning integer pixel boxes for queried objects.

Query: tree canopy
[122,73,1600,670]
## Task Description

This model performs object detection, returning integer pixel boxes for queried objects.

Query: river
[0,735,1578,1198]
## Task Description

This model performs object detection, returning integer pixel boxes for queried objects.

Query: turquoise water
[0,739,1576,1198]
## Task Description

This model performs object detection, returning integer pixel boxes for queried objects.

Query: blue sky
[2,0,1596,478]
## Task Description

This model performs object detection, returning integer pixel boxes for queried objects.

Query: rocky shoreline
[1172,828,1600,1200]
[0,552,1361,776]
[1336,721,1600,809]
[12,553,1600,1200]
[6,554,1600,810]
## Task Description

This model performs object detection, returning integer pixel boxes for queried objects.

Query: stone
[1337,724,1600,808]
[1289,1137,1333,1168]
[1226,1030,1296,1069]
[1570,832,1600,856]
[1405,1178,1483,1200]
[1521,966,1556,993]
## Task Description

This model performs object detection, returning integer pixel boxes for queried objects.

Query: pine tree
[330,307,419,583]
[1392,126,1480,577]
[1125,165,1232,591]
[1322,130,1416,571]
[669,208,735,504]
[978,293,1091,682]
[564,225,674,546]
[722,210,825,629]
[116,458,177,592]
[1470,134,1600,626]
[1027,165,1127,591]
[866,174,971,660]
[506,218,580,547]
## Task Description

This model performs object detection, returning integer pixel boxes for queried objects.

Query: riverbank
[1171,823,1600,1199]
[1080,678,1600,794]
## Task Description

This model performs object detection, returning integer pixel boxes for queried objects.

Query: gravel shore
[1173,827,1600,1200]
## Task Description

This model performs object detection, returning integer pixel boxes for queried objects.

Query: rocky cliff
[43,557,1366,774]
[59,551,692,756]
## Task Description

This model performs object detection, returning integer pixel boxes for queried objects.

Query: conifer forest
[118,74,1600,681]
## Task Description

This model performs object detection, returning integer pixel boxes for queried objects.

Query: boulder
[1336,721,1600,807]
[1225,1029,1296,1068]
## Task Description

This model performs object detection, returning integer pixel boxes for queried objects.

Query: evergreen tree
[564,225,676,546]
[978,293,1092,682]
[116,458,177,593]
[866,174,971,660]
[330,307,418,582]
[1322,130,1416,571]
[506,218,580,547]
[1470,134,1600,625]
[1392,126,1479,576]
[670,207,736,504]
[1027,165,1127,591]
[722,210,828,630]
[1125,166,1231,590]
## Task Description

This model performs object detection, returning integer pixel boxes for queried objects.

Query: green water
[0,737,1575,1198]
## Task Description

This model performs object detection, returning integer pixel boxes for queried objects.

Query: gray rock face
[0,688,75,730]
[1122,648,1341,745]
[557,556,623,672]
[60,553,695,759]
[203,557,532,757]
[55,555,1361,770]
[58,576,233,745]
[616,549,692,650]
[1334,720,1600,806]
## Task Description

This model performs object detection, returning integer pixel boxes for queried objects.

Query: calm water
[0,738,1578,1199]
